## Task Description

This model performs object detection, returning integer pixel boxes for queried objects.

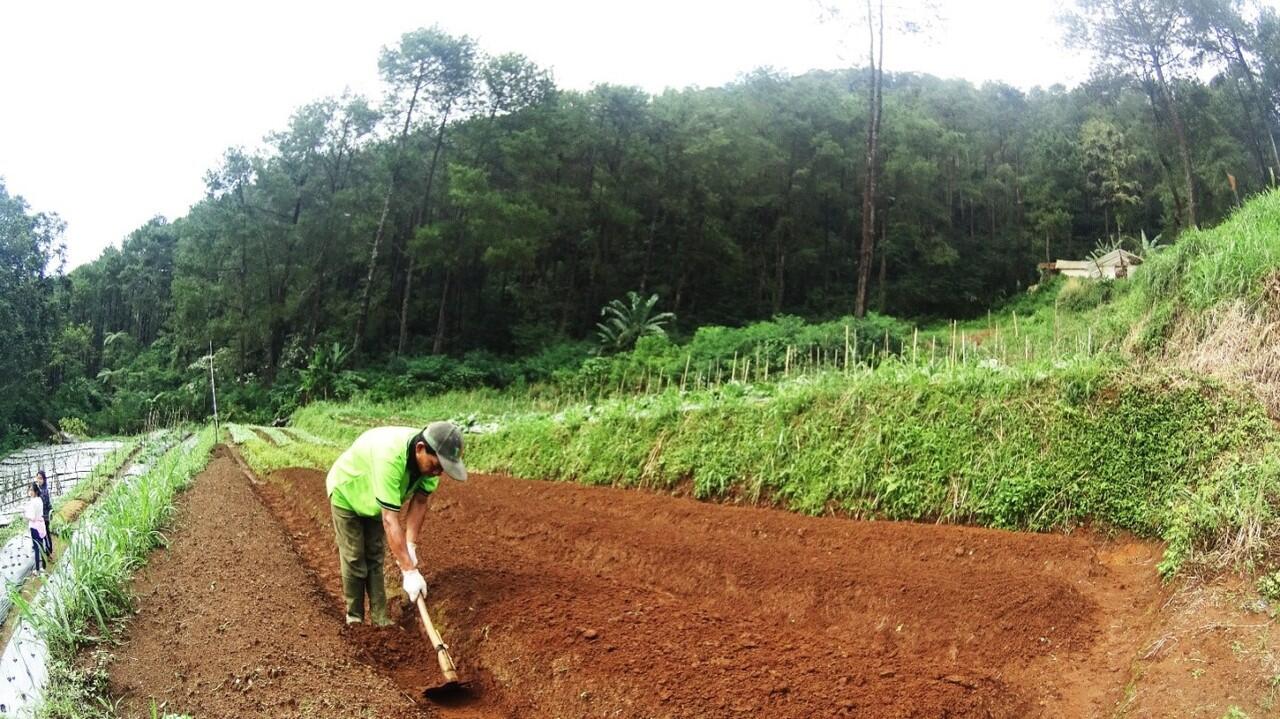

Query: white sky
[1,0,1094,269]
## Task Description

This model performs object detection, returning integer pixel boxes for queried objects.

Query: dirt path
[105,448,1175,718]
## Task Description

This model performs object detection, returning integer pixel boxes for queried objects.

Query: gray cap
[424,421,467,482]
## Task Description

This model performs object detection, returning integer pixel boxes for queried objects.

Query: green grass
[287,356,1279,577]
[47,439,140,535]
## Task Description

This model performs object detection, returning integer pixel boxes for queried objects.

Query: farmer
[326,422,467,625]
[34,470,52,560]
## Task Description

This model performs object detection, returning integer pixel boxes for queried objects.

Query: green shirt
[326,426,439,516]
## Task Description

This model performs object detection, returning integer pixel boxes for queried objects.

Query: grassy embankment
[233,191,1280,579]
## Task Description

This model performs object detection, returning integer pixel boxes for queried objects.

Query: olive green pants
[330,504,389,625]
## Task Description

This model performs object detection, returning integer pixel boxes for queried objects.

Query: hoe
[414,595,471,701]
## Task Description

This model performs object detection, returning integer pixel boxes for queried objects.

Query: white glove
[407,541,418,567]
[402,568,428,601]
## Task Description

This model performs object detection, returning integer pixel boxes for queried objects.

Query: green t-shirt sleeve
[372,453,407,512]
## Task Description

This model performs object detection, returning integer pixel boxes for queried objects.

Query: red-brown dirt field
[102,446,1183,718]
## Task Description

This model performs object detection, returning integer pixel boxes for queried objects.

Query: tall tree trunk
[776,141,797,315]
[1152,59,1196,228]
[353,80,423,355]
[432,269,451,355]
[354,189,395,354]
[640,209,658,293]
[398,254,414,355]
[877,204,890,312]
[877,245,887,313]
[1229,29,1280,176]
[855,0,884,318]
[421,105,453,224]
[1142,77,1187,234]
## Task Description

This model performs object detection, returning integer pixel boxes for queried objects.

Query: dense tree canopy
[3,1,1280,442]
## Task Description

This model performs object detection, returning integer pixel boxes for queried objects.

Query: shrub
[57,416,90,438]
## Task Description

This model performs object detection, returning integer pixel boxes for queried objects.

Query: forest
[2,0,1279,443]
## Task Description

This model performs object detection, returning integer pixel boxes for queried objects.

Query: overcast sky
[2,0,1095,269]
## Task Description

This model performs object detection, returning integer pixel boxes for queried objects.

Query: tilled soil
[107,448,427,718]
[105,447,1170,718]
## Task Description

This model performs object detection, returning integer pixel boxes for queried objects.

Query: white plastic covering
[0,441,122,527]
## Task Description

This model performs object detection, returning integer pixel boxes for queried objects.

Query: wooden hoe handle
[416,595,461,683]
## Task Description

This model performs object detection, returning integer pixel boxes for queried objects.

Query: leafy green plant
[596,292,675,354]
[1135,229,1165,258]
[57,417,90,438]
[1057,278,1116,312]
[299,342,352,402]
[1258,571,1280,602]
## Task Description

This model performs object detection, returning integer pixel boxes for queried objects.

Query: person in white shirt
[23,483,47,574]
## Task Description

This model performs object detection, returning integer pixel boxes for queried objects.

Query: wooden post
[844,325,851,372]
[912,327,918,364]
[681,354,691,392]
